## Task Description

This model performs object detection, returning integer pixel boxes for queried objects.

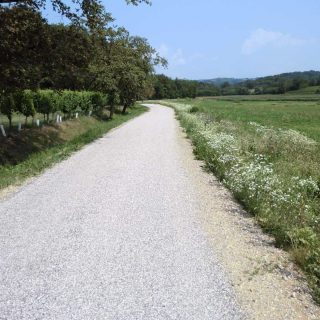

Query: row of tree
[0,3,166,119]
[0,90,107,127]
[151,75,220,99]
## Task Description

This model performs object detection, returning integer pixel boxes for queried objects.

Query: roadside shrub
[190,106,199,113]
[18,90,36,124]
[0,93,16,127]
[90,92,106,115]
[34,90,57,121]
[79,92,91,114]
[58,91,79,117]
[2,90,108,127]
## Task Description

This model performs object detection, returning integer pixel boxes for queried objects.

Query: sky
[44,0,320,80]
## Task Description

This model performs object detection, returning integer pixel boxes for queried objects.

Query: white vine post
[0,124,6,137]
[88,110,92,117]
[17,123,22,131]
[59,115,62,123]
[36,119,40,127]
[75,112,79,119]
[56,114,60,123]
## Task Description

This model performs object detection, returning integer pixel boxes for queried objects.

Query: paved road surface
[0,105,245,319]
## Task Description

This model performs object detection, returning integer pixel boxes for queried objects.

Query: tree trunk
[109,105,115,119]
[122,104,128,115]
[25,116,28,126]
[9,115,12,128]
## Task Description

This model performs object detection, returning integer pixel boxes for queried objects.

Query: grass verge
[160,99,320,303]
[0,105,147,191]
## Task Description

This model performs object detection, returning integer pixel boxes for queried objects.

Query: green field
[186,97,320,142]
[164,96,320,301]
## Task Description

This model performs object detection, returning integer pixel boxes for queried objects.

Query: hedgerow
[0,90,107,127]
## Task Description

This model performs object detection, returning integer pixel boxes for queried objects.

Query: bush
[190,106,199,113]
[2,90,108,126]
[58,91,77,117]
[90,92,106,115]
[34,90,57,121]
[18,90,36,124]
[79,92,92,114]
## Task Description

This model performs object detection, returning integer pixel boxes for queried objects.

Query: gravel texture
[0,105,245,320]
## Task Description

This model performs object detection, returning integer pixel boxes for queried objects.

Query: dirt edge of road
[174,113,320,320]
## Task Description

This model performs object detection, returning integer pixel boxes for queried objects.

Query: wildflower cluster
[171,101,319,243]
[249,121,317,154]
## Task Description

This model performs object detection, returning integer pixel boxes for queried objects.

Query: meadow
[189,97,320,141]
[162,96,320,301]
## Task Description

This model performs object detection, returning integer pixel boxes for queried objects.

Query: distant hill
[198,78,248,86]
[244,70,320,87]
[199,71,320,95]
[240,70,320,94]
[152,71,320,99]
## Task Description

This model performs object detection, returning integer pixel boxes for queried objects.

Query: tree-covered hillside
[151,74,220,99]
[222,71,320,95]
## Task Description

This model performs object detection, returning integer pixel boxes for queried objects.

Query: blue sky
[44,0,320,79]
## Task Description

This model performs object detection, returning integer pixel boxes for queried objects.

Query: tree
[34,90,56,121]
[290,78,303,91]
[0,6,49,92]
[245,80,255,89]
[0,94,16,127]
[18,91,36,124]
[278,81,287,94]
[118,66,145,114]
[89,27,166,118]
[89,92,105,115]
[221,81,230,89]
[0,6,98,92]
[0,0,151,31]
[43,24,94,90]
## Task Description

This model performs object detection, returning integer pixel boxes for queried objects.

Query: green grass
[180,97,320,142]
[286,85,320,95]
[163,97,320,303]
[200,94,320,102]
[0,105,147,191]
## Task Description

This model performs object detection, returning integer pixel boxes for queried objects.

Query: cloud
[157,44,187,66]
[158,43,169,57]
[172,49,186,65]
[241,29,306,55]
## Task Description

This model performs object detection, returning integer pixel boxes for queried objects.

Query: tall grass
[165,100,320,302]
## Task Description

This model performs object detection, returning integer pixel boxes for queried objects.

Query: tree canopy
[0,1,167,116]
[0,0,151,30]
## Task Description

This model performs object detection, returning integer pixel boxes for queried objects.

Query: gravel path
[0,105,245,319]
